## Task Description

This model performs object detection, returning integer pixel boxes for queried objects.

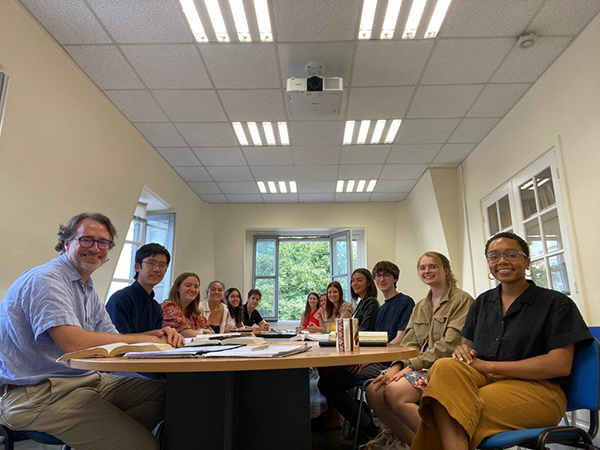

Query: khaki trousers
[411,358,567,450]
[0,372,164,450]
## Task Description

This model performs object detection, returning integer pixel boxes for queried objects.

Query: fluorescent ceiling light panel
[356,180,366,192]
[380,0,402,39]
[336,180,344,193]
[257,181,267,193]
[289,181,297,193]
[263,122,276,145]
[278,122,290,145]
[343,120,355,145]
[520,180,534,190]
[384,119,402,143]
[229,0,251,42]
[371,120,386,144]
[254,0,273,42]
[426,0,452,38]
[357,120,371,145]
[267,181,277,193]
[179,0,208,42]
[358,0,378,39]
[367,179,377,192]
[204,0,230,42]
[403,0,426,39]
[232,122,248,146]
[247,122,262,146]
[278,181,287,193]
[346,180,356,193]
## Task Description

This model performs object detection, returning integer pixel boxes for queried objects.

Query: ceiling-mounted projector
[286,62,343,115]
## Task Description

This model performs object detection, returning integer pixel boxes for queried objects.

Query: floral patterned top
[161,300,210,333]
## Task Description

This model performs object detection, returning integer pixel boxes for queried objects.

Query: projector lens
[307,76,323,92]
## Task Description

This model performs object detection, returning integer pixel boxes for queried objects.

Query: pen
[251,344,270,351]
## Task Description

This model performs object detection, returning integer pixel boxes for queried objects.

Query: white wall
[0,0,215,301]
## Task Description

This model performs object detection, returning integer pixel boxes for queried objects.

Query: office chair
[478,340,599,450]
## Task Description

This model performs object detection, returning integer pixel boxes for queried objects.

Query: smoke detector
[516,33,538,49]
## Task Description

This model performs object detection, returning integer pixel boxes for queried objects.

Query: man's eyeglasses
[73,236,114,250]
[374,272,393,279]
[142,260,169,271]
[486,250,527,262]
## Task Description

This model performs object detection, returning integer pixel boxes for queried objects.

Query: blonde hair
[417,252,457,287]
[168,272,201,318]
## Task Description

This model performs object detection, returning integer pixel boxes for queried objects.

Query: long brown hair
[350,268,377,302]
[302,292,319,323]
[168,272,201,318]
[417,252,457,287]
[326,281,344,318]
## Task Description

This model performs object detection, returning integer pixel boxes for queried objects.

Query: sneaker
[341,425,380,447]
[384,436,406,450]
[360,429,404,450]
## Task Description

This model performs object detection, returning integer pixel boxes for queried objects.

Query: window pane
[548,253,570,294]
[530,259,548,288]
[498,195,512,229]
[536,168,556,210]
[107,281,129,300]
[255,278,275,318]
[487,204,500,235]
[333,275,350,303]
[126,219,143,243]
[334,237,348,275]
[255,240,276,276]
[352,240,358,271]
[541,210,563,253]
[114,243,136,279]
[519,178,537,219]
[525,219,543,258]
[278,240,330,321]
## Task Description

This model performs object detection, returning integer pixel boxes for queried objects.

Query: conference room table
[67,342,419,450]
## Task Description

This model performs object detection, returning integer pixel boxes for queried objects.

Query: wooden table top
[65,343,419,373]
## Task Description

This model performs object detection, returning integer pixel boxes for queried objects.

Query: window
[482,150,576,298]
[252,230,365,321]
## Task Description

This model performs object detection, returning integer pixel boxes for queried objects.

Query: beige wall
[0,0,214,301]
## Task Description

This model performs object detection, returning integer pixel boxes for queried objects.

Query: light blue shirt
[0,254,117,385]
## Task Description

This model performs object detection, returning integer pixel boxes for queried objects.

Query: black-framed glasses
[374,272,393,279]
[142,260,169,271]
[486,250,527,262]
[73,236,114,250]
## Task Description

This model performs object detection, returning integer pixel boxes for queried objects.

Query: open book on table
[185,335,266,347]
[57,342,173,362]
[203,343,310,358]
[125,345,243,359]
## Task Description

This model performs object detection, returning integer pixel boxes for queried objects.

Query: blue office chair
[0,425,71,450]
[478,340,599,450]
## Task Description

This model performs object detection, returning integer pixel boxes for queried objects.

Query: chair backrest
[565,340,599,412]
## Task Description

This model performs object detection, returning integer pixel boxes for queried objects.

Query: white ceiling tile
[200,45,280,89]
[370,193,408,202]
[217,182,260,194]
[352,40,434,86]
[335,193,372,202]
[104,90,167,122]
[448,118,500,143]
[135,123,187,146]
[430,163,459,168]
[467,84,531,117]
[251,166,296,180]
[295,165,339,181]
[65,46,144,89]
[218,90,286,122]
[441,0,543,37]
[243,147,293,166]
[296,181,337,194]
[421,39,513,85]
[395,119,460,144]
[407,85,484,118]
[21,0,111,44]
[152,90,227,122]
[263,194,299,203]
[338,165,383,179]
[347,87,414,120]
[341,146,390,164]
[206,166,254,182]
[375,180,416,193]
[380,164,429,179]
[434,144,477,164]
[86,0,192,43]
[174,166,212,182]
[198,194,229,203]
[226,194,264,203]
[492,37,573,83]
[299,194,335,203]
[292,146,341,165]
[529,0,600,35]
[387,144,442,163]
[121,45,212,88]
[157,147,201,166]
[272,0,359,41]
[188,181,221,195]
[176,123,238,147]
[192,147,247,166]
[289,122,345,146]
